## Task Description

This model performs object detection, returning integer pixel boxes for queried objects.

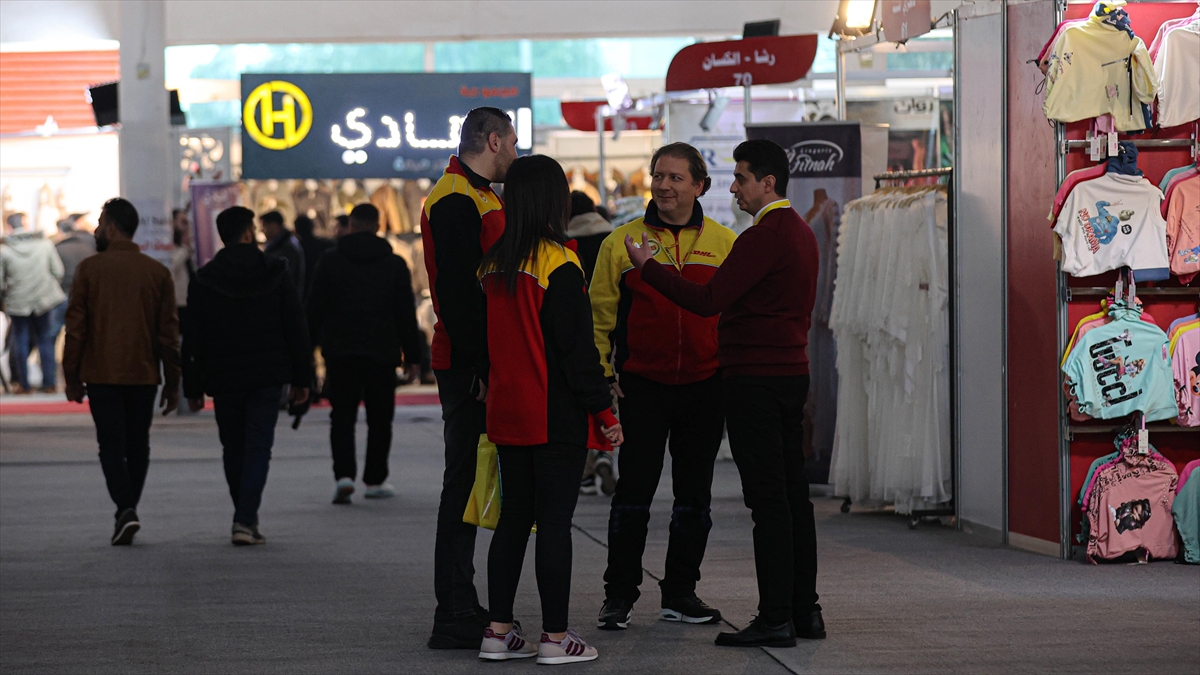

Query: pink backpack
[1086,443,1179,563]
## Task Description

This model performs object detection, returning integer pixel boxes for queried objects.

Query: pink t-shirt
[1149,11,1200,61]
[1165,174,1200,282]
[1087,449,1179,562]
[1179,459,1200,494]
[1173,325,1199,426]
[1049,163,1108,223]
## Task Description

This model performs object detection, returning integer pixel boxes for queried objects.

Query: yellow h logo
[243,81,312,150]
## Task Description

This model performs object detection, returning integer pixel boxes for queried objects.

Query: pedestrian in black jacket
[261,210,305,299]
[182,206,312,546]
[308,203,423,504]
[294,215,333,301]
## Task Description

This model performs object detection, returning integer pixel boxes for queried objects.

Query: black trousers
[724,374,820,624]
[327,357,396,485]
[432,368,486,621]
[604,373,724,602]
[214,384,283,527]
[87,384,157,518]
[488,443,587,633]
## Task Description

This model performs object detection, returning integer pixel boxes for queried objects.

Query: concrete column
[119,0,172,265]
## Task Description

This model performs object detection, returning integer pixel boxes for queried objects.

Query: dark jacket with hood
[307,231,422,368]
[182,243,312,399]
[565,211,612,283]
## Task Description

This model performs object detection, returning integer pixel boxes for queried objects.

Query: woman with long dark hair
[476,155,622,665]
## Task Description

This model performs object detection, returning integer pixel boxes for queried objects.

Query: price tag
[1107,131,1119,157]
[1089,133,1103,161]
[1137,428,1148,455]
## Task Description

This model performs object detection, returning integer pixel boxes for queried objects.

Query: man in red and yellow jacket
[420,107,516,650]
[591,143,736,630]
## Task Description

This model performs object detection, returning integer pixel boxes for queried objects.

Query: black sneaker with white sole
[661,594,722,624]
[111,508,140,546]
[597,598,633,630]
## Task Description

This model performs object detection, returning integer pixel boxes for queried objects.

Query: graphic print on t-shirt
[1088,330,1145,407]
[1110,498,1151,534]
[1076,199,1138,250]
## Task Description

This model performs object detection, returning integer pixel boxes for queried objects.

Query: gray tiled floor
[1,407,1197,674]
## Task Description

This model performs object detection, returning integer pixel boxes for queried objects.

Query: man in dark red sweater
[624,139,823,649]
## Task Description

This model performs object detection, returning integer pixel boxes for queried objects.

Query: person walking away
[333,214,352,239]
[170,212,196,414]
[50,214,95,346]
[1,217,67,393]
[308,203,422,503]
[294,215,334,301]
[63,198,180,545]
[591,143,736,630]
[182,206,312,545]
[421,106,517,649]
[623,139,824,648]
[477,154,622,665]
[260,210,305,299]
[566,191,615,496]
[565,191,612,283]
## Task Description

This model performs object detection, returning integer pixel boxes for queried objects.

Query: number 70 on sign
[733,72,754,86]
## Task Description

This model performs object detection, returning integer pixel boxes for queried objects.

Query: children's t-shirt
[1165,174,1200,281]
[1055,173,1170,280]
[1172,323,1199,426]
[1063,305,1178,421]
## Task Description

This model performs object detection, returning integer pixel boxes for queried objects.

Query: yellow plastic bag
[463,434,501,530]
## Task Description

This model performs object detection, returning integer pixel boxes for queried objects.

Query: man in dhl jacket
[591,143,736,630]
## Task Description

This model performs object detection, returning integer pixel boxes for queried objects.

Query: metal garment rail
[1063,137,1198,153]
[842,166,957,529]
[873,166,954,189]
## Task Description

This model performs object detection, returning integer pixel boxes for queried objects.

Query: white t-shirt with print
[1054,172,1170,279]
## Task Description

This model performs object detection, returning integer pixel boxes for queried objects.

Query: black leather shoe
[794,609,826,639]
[428,617,481,649]
[715,617,796,648]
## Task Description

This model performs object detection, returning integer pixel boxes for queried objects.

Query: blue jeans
[9,303,62,390]
[213,385,283,527]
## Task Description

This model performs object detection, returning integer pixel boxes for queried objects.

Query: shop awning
[560,101,657,133]
[0,50,119,135]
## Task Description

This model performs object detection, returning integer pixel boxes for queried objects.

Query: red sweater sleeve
[640,225,779,317]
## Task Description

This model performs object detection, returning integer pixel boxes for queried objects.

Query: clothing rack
[1053,46,1200,555]
[873,166,954,189]
[841,165,957,530]
[1065,287,1200,300]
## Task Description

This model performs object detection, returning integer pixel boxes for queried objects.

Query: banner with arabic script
[665,35,817,92]
[240,73,532,180]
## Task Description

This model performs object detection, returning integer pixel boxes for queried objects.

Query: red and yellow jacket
[420,156,505,372]
[481,240,617,448]
[591,201,736,385]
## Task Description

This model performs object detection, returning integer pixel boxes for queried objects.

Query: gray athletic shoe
[537,629,598,665]
[231,522,265,546]
[478,624,537,660]
[332,477,355,504]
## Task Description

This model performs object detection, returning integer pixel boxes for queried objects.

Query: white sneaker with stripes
[537,629,598,665]
[478,625,537,660]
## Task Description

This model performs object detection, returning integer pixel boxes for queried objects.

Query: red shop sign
[880,0,931,42]
[665,35,817,92]
[560,100,657,132]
